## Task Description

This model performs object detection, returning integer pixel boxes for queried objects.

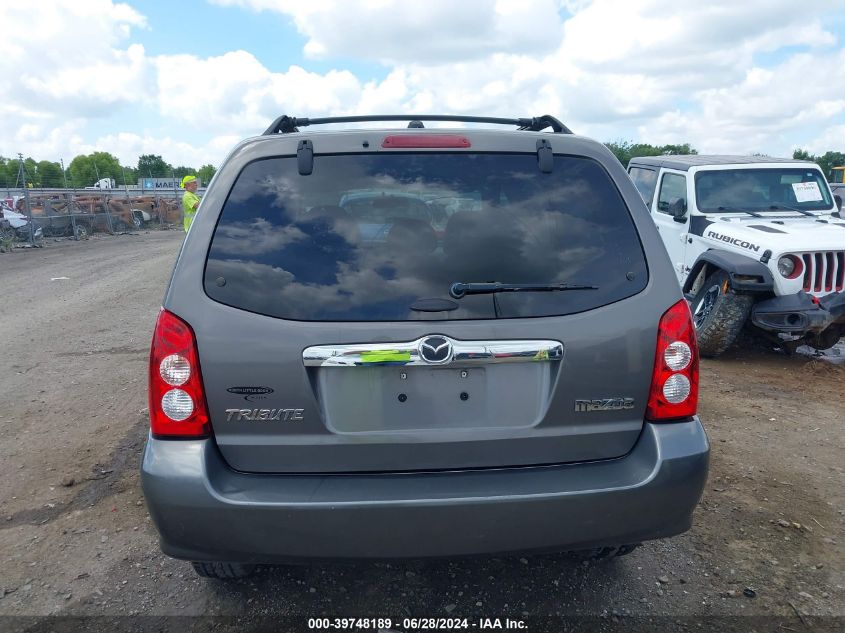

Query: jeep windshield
[204,153,647,321]
[695,168,833,213]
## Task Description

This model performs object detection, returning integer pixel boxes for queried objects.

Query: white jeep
[628,155,845,357]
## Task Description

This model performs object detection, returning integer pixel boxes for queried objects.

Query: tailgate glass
[204,153,647,321]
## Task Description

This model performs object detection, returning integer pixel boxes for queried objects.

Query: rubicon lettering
[225,408,304,422]
[705,231,760,252]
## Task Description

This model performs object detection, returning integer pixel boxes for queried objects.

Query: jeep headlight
[777,255,801,279]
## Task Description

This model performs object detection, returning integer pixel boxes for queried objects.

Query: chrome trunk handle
[303,336,563,367]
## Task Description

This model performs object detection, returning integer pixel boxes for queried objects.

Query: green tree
[67,151,122,187]
[657,143,697,156]
[137,154,172,178]
[67,155,95,188]
[118,165,137,187]
[172,165,194,180]
[0,156,18,187]
[816,151,845,181]
[37,160,65,187]
[792,149,845,181]
[23,158,38,187]
[2,156,25,187]
[604,141,697,168]
[197,163,216,185]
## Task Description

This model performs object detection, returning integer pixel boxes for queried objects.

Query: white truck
[88,177,116,189]
[628,155,845,356]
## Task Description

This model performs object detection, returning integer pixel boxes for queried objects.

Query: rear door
[182,146,661,474]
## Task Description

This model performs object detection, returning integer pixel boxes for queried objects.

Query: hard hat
[180,175,197,188]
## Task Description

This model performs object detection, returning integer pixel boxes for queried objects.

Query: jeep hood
[699,216,845,254]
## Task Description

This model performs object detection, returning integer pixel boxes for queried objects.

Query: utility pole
[122,166,130,203]
[90,160,113,233]
[61,158,79,240]
[17,154,34,246]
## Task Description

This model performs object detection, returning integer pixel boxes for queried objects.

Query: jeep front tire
[691,270,754,357]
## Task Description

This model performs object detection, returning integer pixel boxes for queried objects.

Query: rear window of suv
[204,152,647,321]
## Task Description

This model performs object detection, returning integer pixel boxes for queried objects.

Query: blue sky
[2,0,844,168]
[78,0,398,161]
[138,0,385,78]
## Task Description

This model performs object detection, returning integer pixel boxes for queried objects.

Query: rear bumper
[141,420,709,563]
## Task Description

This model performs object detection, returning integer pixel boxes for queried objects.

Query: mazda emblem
[419,336,453,364]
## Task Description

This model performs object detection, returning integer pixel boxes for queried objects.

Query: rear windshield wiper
[716,206,763,218]
[450,281,598,299]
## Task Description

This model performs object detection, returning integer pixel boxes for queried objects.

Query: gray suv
[142,114,709,579]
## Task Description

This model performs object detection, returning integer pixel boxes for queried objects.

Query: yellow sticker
[360,350,412,364]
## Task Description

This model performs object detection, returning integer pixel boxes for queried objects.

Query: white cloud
[558,0,835,74]
[84,132,239,169]
[0,1,153,161]
[154,52,362,133]
[1,121,90,168]
[201,0,845,157]
[2,0,845,168]
[20,43,150,115]
[638,49,845,154]
[212,0,565,64]
[0,1,152,117]
[805,124,845,156]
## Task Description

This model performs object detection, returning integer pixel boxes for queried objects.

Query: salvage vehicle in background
[24,196,96,238]
[122,196,182,227]
[1,202,43,242]
[22,194,183,237]
[142,113,709,580]
[628,155,845,356]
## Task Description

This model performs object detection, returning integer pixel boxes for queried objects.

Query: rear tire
[74,224,90,240]
[191,561,256,579]
[808,328,843,351]
[0,225,15,246]
[691,270,753,357]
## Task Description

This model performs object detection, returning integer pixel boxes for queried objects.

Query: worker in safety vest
[181,175,200,231]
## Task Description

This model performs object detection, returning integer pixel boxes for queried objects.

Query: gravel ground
[0,231,842,632]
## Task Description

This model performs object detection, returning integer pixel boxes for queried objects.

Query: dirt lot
[0,232,843,632]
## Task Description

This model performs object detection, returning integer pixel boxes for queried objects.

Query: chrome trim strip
[303,336,563,367]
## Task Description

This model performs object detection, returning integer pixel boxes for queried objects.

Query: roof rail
[263,114,572,135]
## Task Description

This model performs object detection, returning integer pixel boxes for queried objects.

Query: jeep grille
[800,251,845,295]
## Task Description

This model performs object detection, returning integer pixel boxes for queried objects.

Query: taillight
[148,309,210,438]
[646,300,699,421]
